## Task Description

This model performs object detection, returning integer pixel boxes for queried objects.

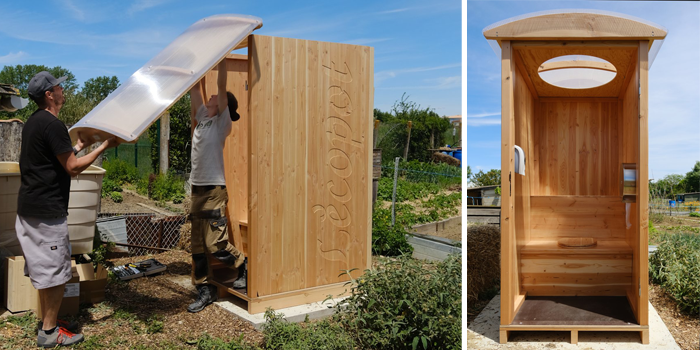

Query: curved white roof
[69,14,262,143]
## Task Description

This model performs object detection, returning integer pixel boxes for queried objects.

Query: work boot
[38,319,79,333]
[187,284,218,313]
[37,326,84,348]
[233,258,247,289]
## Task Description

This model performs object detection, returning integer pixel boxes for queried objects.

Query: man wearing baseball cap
[16,71,117,347]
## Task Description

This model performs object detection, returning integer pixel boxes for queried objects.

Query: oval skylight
[538,55,617,89]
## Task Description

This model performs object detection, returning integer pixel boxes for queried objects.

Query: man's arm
[217,60,228,115]
[190,81,204,136]
[56,137,117,177]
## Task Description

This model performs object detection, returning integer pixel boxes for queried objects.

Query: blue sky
[466,1,700,181]
[0,0,461,116]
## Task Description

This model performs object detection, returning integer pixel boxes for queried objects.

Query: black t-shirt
[17,109,74,218]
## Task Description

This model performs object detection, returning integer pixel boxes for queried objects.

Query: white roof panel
[69,14,262,143]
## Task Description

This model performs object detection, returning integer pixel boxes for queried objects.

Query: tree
[0,64,78,121]
[375,93,451,163]
[82,76,120,102]
[472,169,501,187]
[685,161,700,193]
[60,76,120,126]
[373,108,393,123]
[148,93,192,174]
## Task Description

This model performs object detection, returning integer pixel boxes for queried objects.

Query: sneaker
[187,284,218,313]
[37,326,84,348]
[38,319,79,333]
[233,258,247,289]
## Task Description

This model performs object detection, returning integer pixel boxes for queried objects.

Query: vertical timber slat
[500,40,517,325]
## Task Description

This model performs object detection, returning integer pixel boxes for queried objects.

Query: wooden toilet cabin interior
[483,10,667,344]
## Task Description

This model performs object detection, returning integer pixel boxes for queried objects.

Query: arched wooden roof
[483,10,667,41]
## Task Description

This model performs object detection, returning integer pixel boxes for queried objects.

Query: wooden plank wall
[529,196,626,241]
[621,48,640,321]
[500,41,519,325]
[637,40,650,327]
[520,252,632,296]
[533,99,620,196]
[514,65,534,245]
[248,35,373,297]
[524,196,632,296]
[203,55,249,254]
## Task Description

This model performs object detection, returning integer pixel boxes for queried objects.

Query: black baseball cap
[28,71,67,99]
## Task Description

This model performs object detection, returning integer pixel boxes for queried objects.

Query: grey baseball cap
[28,71,67,99]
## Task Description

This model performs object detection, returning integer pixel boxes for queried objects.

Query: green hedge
[649,232,700,314]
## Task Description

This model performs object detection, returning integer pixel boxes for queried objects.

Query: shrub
[102,158,139,185]
[109,191,123,203]
[649,232,700,315]
[372,207,413,256]
[650,211,665,224]
[380,160,461,188]
[690,212,700,218]
[150,173,186,202]
[101,178,122,198]
[335,254,462,350]
[263,310,354,350]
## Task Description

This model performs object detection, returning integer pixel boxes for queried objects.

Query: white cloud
[469,141,500,149]
[376,63,461,84]
[343,38,391,46]
[467,112,501,126]
[60,0,85,21]
[468,112,499,118]
[0,51,28,64]
[434,76,461,89]
[375,8,412,15]
[128,0,170,16]
[467,118,501,127]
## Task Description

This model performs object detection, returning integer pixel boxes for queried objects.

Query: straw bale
[432,152,460,166]
[177,221,192,253]
[466,223,500,303]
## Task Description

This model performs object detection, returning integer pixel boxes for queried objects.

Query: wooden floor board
[512,296,637,325]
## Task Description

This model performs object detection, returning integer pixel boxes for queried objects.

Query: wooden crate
[198,34,373,313]
[484,11,664,344]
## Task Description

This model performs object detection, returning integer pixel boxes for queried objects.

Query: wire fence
[97,212,186,256]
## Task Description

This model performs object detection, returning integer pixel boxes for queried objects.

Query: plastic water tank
[0,162,105,256]
[453,149,462,167]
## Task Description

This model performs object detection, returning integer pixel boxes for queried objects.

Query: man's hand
[102,137,119,149]
[74,132,95,153]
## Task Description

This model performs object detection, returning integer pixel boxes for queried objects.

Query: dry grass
[466,223,500,303]
[0,250,263,349]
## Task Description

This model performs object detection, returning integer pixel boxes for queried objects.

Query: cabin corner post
[500,40,517,325]
[637,40,650,326]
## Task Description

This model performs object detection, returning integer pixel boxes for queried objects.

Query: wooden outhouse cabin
[69,15,374,314]
[200,36,374,313]
[483,10,666,344]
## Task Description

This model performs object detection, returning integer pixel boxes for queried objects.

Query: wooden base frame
[500,326,649,345]
[209,268,350,314]
[500,295,649,345]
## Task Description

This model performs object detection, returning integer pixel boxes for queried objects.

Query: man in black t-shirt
[15,71,117,348]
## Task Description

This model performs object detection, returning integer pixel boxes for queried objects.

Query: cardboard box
[4,256,80,317]
[4,256,38,312]
[75,262,108,304]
